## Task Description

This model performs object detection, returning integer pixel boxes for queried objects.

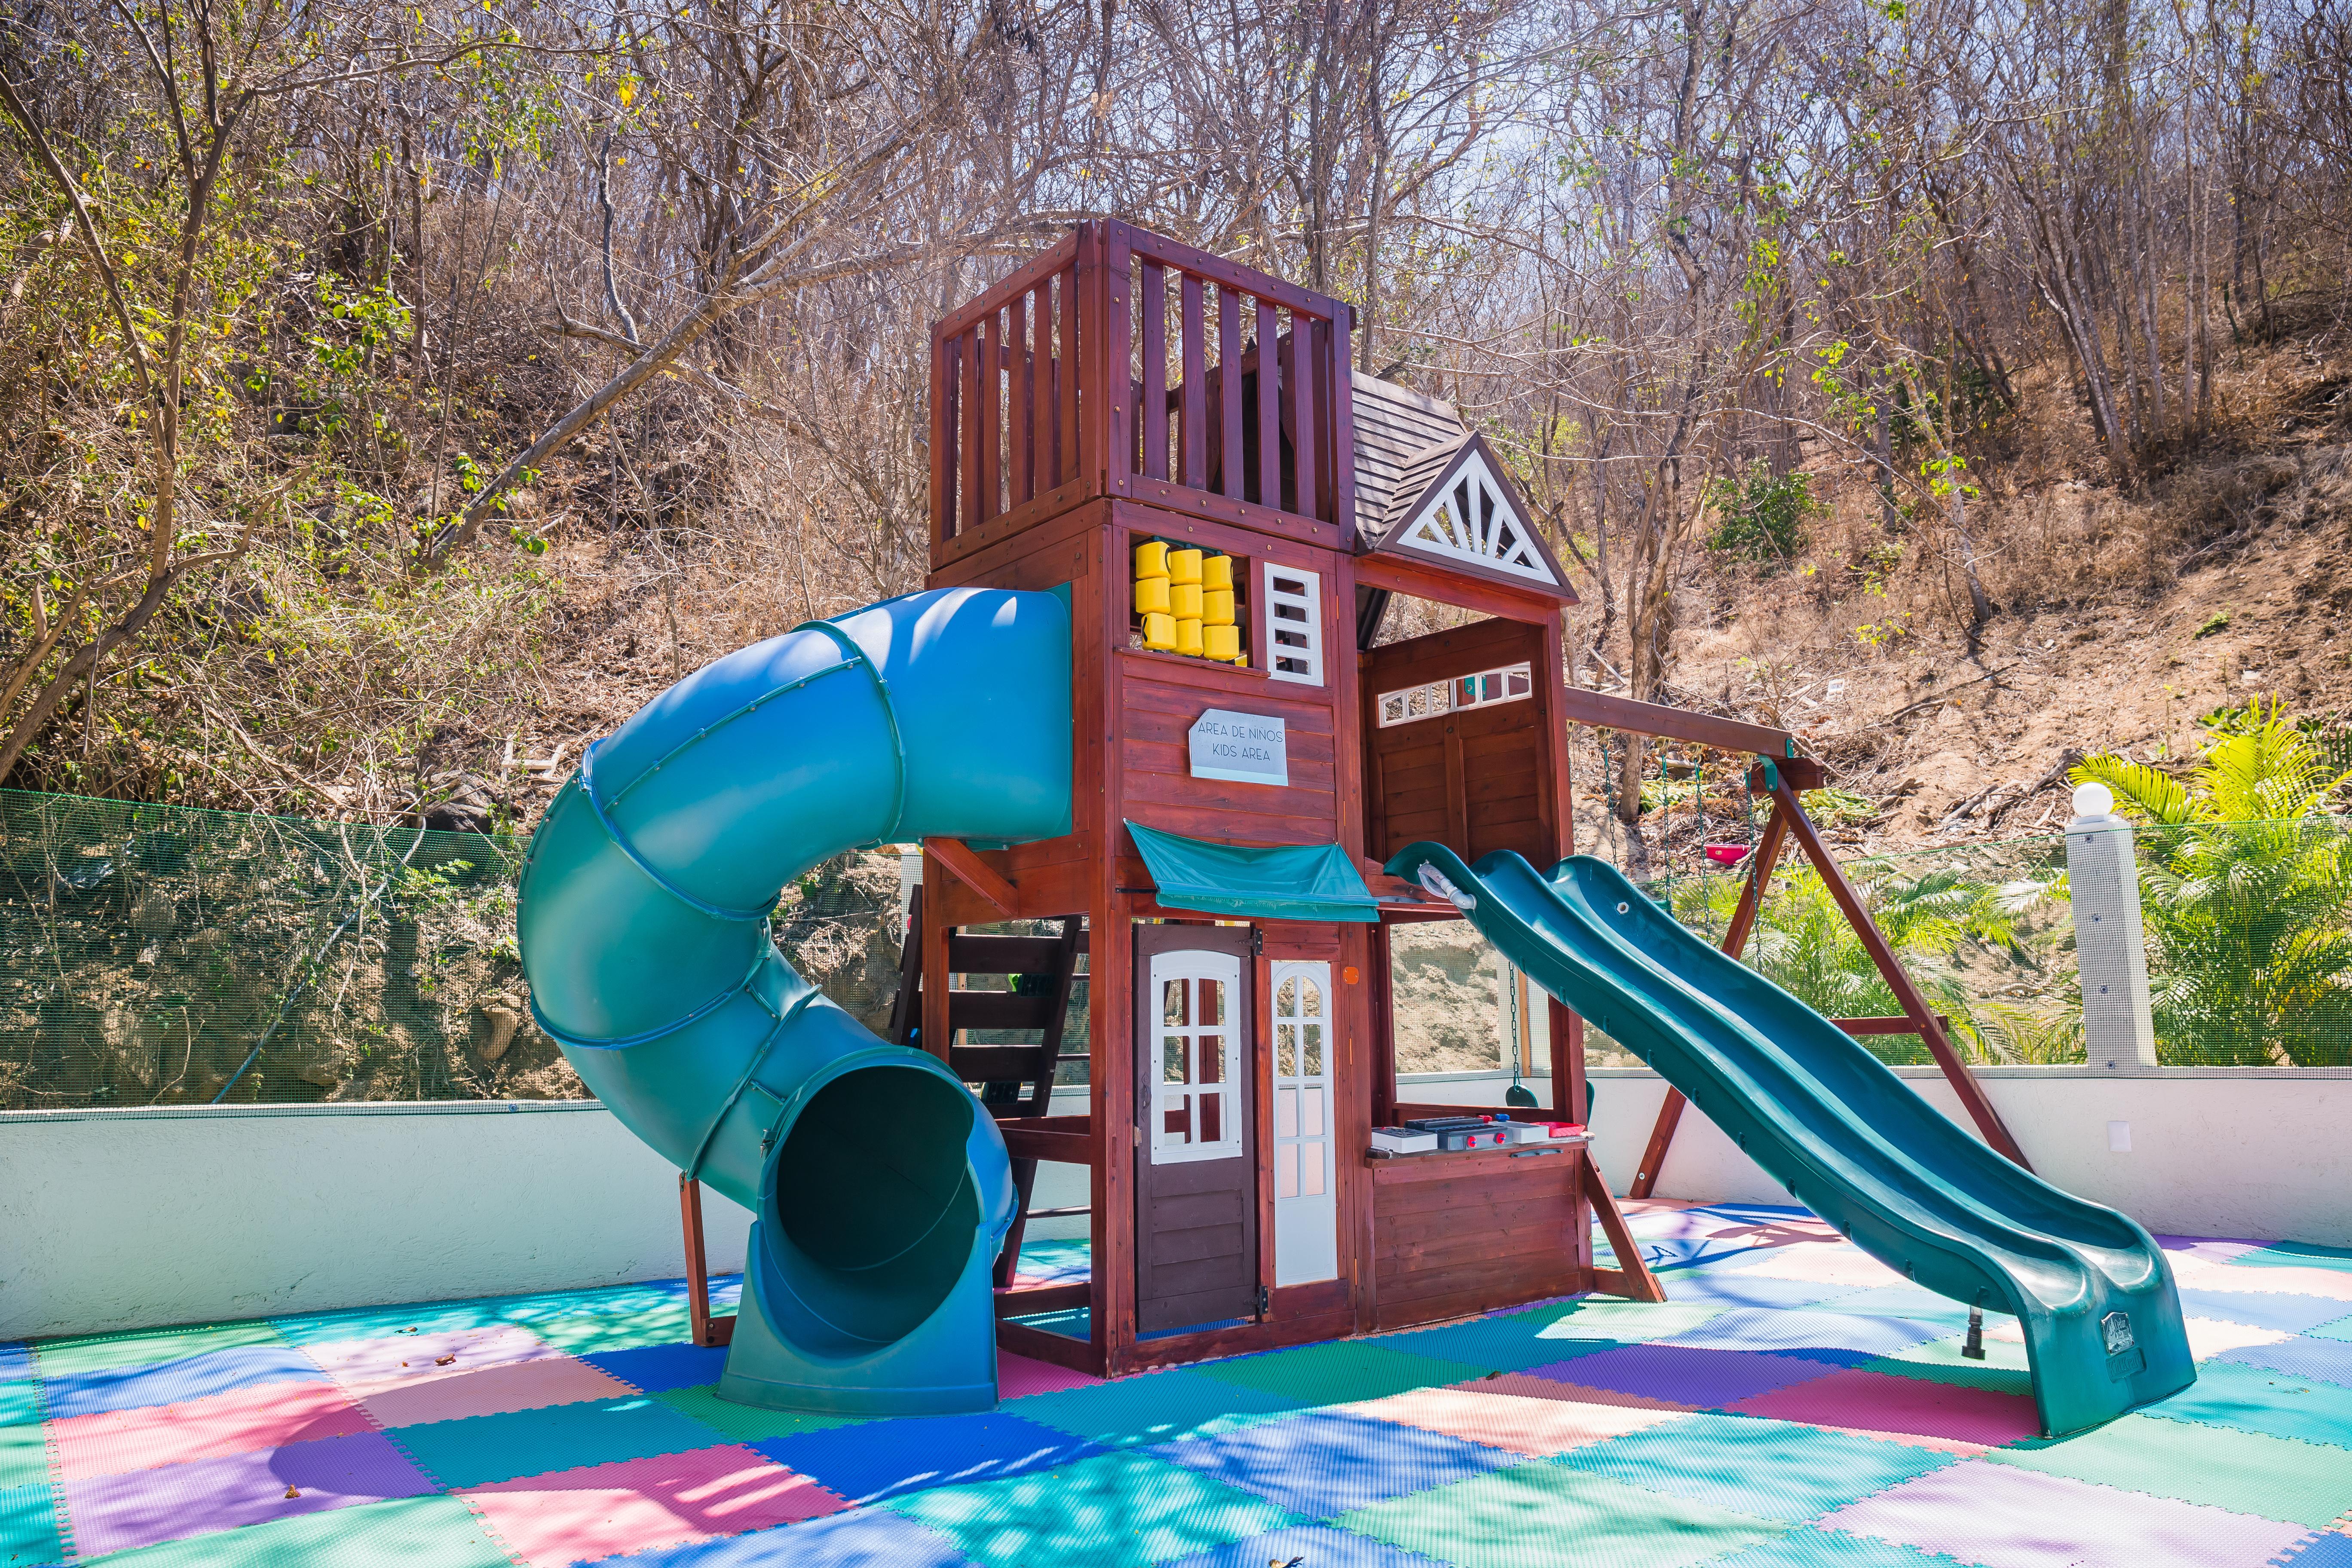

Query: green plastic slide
[1385,842,2195,1437]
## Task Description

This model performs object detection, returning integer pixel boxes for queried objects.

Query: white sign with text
[1188,709,1289,787]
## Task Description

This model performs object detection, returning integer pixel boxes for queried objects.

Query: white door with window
[1270,959,1338,1284]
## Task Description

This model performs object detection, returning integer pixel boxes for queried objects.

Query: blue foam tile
[583,1343,732,1393]
[606,1507,977,1567]
[0,1384,38,1429]
[2220,1336,2352,1389]
[1817,1287,1979,1330]
[41,1342,327,1418]
[0,1346,28,1383]
[1156,1409,1523,1519]
[2277,1531,2352,1568]
[753,1412,1106,1504]
[2180,1289,2352,1334]
[1149,1521,1452,1568]
[1644,1274,1853,1311]
[1660,1309,1942,1359]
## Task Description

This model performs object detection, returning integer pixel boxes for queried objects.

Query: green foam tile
[0,1424,46,1493]
[1530,1300,1729,1341]
[0,1385,39,1430]
[884,1447,1295,1568]
[71,1494,514,1568]
[389,1392,725,1488]
[1008,1367,1309,1447]
[1993,1411,2352,1527]
[1194,1341,1488,1407]
[1555,1412,1956,1522]
[654,1383,867,1443]
[527,1303,695,1354]
[1340,1458,1785,1568]
[2308,1314,2352,1344]
[2139,1359,2352,1447]
[1,1480,64,1568]
[33,1321,285,1377]
[1862,1333,2037,1396]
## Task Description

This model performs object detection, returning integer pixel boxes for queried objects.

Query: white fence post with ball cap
[2066,781,2159,1069]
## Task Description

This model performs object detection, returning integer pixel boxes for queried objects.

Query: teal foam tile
[387,1393,727,1488]
[2139,1359,2352,1447]
[1,1480,65,1568]
[1009,1367,1309,1447]
[1340,1459,1785,1568]
[1554,1412,1956,1522]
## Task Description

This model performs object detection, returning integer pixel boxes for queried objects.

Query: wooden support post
[679,1174,735,1348]
[925,836,1020,919]
[1765,771,2034,1170]
[1582,1148,1666,1302]
[1629,802,1789,1199]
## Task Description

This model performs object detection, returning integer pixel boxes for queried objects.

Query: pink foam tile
[51,1379,377,1481]
[459,1444,847,1568]
[1737,1247,1913,1289]
[2174,1260,2352,1302]
[2185,1316,2294,1360]
[1338,1384,1689,1457]
[998,1351,1100,1400]
[306,1325,562,1394]
[356,1357,637,1428]
[1819,1458,2311,1568]
[1470,1372,1699,1413]
[1726,1368,2041,1447]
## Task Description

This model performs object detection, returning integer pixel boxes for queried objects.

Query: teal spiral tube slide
[519,588,1072,1415]
[1386,842,2194,1437]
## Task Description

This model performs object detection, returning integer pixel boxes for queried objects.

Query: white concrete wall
[1404,1066,2352,1247]
[0,1103,751,1341]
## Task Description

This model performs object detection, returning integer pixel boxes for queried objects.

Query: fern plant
[2073,703,2352,1066]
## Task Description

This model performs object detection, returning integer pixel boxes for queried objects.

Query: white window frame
[1148,948,1246,1165]
[1376,661,1535,728]
[1260,562,1324,687]
[1270,959,1339,1285]
[1396,446,1559,586]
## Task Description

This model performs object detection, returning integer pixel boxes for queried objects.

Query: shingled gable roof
[1350,371,1467,544]
[1368,432,1577,602]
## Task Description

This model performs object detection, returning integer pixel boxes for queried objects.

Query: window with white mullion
[1270,959,1338,1284]
[1150,950,1243,1164]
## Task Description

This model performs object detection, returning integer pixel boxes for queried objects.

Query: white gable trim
[1394,447,1558,586]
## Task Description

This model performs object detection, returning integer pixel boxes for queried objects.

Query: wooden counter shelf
[1364,1139,1588,1179]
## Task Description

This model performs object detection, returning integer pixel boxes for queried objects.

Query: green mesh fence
[1639,815,2352,1071]
[0,790,928,1110]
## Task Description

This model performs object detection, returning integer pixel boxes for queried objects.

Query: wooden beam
[1562,686,1797,759]
[1582,1148,1666,1302]
[925,837,1019,919]
[1629,803,1790,1199]
[1000,1124,1100,1164]
[1352,551,1563,625]
[1767,774,2034,1169]
[994,1280,1091,1317]
[678,1175,735,1348]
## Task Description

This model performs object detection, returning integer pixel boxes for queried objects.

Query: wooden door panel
[1134,924,1260,1334]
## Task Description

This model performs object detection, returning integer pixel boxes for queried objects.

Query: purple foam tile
[1661,1308,1943,1359]
[1819,1458,2310,1568]
[1523,1343,1847,1407]
[61,1429,435,1556]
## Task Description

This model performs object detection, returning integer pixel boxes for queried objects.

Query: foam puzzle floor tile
[307,1325,565,1393]
[43,1342,329,1420]
[997,1351,1100,1399]
[600,1505,974,1567]
[458,1445,846,1568]
[1734,1247,1912,1290]
[2179,1287,2352,1333]
[0,1423,45,1492]
[2139,1359,2352,1446]
[0,1479,65,1567]
[358,1356,640,1428]
[0,1346,29,1382]
[1817,1457,2312,1568]
[1158,1408,1523,1516]
[583,1344,732,1394]
[2177,1262,2352,1302]
[2219,1334,2352,1388]
[1529,1344,1849,1408]
[1338,1384,1688,1456]
[79,1492,517,1568]
[1373,1314,1631,1374]
[34,1323,289,1380]
[1556,1411,1958,1522]
[1195,1341,1489,1406]
[2277,1532,2352,1568]
[1706,1523,1996,1567]
[1339,1455,1786,1568]
[61,1430,436,1556]
[1150,1519,1456,1568]
[2235,1241,2352,1273]
[51,1378,375,1480]
[0,1381,36,1428]
[882,1448,1295,1568]
[1661,1308,1945,1359]
[649,1384,865,1445]
[390,1393,728,1488]
[752,1411,1105,1504]
[1007,1367,1312,1449]
[2184,1316,2296,1359]
[1992,1410,2352,1528]
[1726,1367,2043,1447]
[1465,1372,1698,1413]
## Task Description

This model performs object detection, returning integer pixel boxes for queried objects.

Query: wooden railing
[931,220,1354,567]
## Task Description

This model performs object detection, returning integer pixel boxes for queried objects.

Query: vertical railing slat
[1290,313,1318,523]
[959,324,982,535]
[1254,299,1279,510]
[1009,292,1032,507]
[932,332,958,542]
[977,311,1001,523]
[1218,287,1243,499]
[1139,262,1168,481]
[1032,281,1054,498]
[1179,273,1206,490]
[1060,263,1080,489]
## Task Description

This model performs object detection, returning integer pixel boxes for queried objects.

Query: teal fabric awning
[1124,820,1380,923]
